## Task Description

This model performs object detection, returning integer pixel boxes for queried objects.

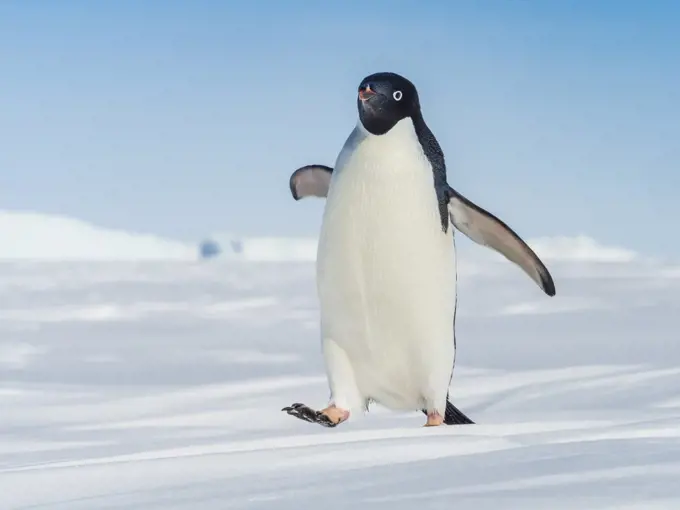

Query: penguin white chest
[316,119,456,412]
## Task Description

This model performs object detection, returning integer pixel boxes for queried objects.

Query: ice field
[1,230,679,509]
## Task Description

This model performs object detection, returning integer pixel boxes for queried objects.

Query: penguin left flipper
[289,165,333,200]
[447,187,556,297]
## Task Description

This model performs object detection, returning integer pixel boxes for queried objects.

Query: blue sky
[1,1,678,256]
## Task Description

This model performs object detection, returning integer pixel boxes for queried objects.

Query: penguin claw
[281,403,338,428]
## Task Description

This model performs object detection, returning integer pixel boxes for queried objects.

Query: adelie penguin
[283,72,556,428]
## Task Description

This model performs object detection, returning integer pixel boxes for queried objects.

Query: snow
[0,210,197,261]
[199,233,319,262]
[0,210,318,262]
[1,229,680,508]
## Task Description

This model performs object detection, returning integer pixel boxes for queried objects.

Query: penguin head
[357,72,420,135]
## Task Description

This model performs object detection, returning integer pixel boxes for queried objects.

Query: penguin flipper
[447,187,556,297]
[289,164,333,200]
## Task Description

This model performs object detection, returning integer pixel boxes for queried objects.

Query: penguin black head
[357,72,421,135]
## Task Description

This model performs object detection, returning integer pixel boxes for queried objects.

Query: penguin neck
[357,113,423,141]
[409,110,433,143]
[358,109,437,160]
[353,118,420,162]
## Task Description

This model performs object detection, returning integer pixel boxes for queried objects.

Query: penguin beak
[358,85,376,101]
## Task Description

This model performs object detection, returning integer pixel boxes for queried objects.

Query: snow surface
[1,233,680,508]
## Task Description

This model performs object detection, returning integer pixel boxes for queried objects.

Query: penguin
[282,72,555,428]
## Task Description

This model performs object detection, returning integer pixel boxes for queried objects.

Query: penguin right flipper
[447,186,556,297]
[289,165,333,200]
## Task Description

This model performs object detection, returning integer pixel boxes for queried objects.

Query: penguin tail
[444,400,475,425]
[421,399,475,425]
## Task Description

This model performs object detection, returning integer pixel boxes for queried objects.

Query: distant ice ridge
[0,210,196,261]
[199,233,317,262]
[201,233,639,264]
[0,210,319,262]
[0,209,639,264]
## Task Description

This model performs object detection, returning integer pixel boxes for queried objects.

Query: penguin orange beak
[358,85,376,101]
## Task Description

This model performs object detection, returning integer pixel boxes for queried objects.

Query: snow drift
[0,210,196,261]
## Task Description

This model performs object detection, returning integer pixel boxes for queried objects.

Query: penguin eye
[393,90,403,101]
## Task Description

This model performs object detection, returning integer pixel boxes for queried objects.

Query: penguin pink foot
[282,403,349,428]
[424,410,444,427]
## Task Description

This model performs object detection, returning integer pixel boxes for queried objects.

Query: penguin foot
[281,403,349,428]
[424,411,444,427]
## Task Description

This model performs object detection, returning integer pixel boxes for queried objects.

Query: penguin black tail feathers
[420,400,475,425]
[444,400,475,425]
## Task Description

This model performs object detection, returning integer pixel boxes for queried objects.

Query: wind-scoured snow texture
[0,210,196,261]
[1,239,680,509]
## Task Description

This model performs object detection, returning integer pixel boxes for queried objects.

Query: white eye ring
[393,90,403,101]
